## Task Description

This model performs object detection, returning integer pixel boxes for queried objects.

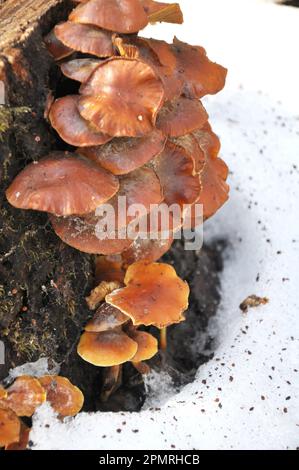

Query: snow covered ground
[29,0,299,449]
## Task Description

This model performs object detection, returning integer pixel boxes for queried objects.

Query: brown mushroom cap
[44,29,74,60]
[0,376,46,417]
[77,129,166,175]
[114,36,182,101]
[77,330,138,366]
[69,0,149,34]
[38,376,84,417]
[6,152,119,217]
[193,123,229,220]
[79,58,164,137]
[0,408,21,449]
[171,133,205,174]
[50,212,136,254]
[171,37,227,99]
[106,261,189,328]
[121,236,174,265]
[55,22,113,58]
[49,95,112,147]
[128,330,158,362]
[60,59,103,83]
[85,303,129,332]
[157,96,208,137]
[141,0,183,24]
[98,167,163,229]
[151,140,201,208]
[5,422,30,451]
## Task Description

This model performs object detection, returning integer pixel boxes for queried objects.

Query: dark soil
[0,0,225,413]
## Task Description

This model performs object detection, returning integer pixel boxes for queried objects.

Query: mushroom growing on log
[1,0,229,422]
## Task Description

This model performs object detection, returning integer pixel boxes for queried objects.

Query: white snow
[29,0,299,450]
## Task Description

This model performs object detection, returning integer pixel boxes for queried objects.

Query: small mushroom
[77,329,138,366]
[106,261,189,328]
[78,58,164,137]
[55,22,113,57]
[49,95,112,147]
[0,408,21,449]
[0,376,46,417]
[129,330,158,363]
[86,281,122,310]
[77,129,166,175]
[85,303,129,332]
[141,0,183,24]
[44,28,74,60]
[69,0,149,34]
[151,140,201,208]
[60,58,103,83]
[6,152,119,216]
[156,96,208,137]
[5,422,30,451]
[38,376,84,417]
[50,212,136,254]
[171,37,227,99]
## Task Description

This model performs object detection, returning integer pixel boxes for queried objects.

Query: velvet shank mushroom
[0,376,46,417]
[38,376,84,417]
[6,152,119,216]
[69,0,149,34]
[78,58,164,137]
[106,261,189,328]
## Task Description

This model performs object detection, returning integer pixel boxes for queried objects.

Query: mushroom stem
[132,361,151,375]
[100,365,122,402]
[160,327,167,350]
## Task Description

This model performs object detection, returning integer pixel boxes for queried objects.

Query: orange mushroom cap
[69,0,149,34]
[0,376,46,417]
[49,95,112,147]
[44,28,74,60]
[106,261,189,328]
[157,96,208,137]
[0,387,7,401]
[55,22,113,58]
[121,236,174,265]
[5,422,30,451]
[77,129,166,175]
[141,0,183,24]
[79,58,164,137]
[151,140,201,209]
[77,330,138,366]
[6,152,119,217]
[50,212,136,255]
[0,408,21,449]
[171,37,227,99]
[86,280,122,310]
[38,376,84,417]
[128,330,158,362]
[60,58,103,83]
[85,303,129,332]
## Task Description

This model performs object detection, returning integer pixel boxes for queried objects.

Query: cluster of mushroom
[77,260,189,392]
[6,0,229,262]
[0,375,83,450]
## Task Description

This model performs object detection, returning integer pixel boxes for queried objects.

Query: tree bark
[0,0,94,382]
